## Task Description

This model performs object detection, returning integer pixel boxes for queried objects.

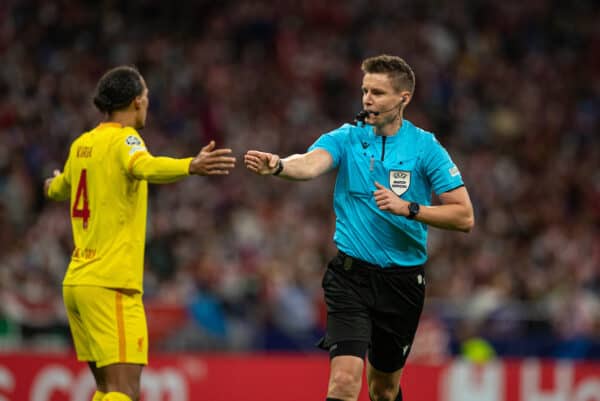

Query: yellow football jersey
[48,122,192,292]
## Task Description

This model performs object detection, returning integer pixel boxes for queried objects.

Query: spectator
[0,0,598,358]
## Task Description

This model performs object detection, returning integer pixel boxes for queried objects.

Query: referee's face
[362,73,405,126]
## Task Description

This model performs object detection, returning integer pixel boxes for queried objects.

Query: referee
[245,54,474,401]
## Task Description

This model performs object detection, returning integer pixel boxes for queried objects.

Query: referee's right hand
[244,150,281,175]
[189,140,236,175]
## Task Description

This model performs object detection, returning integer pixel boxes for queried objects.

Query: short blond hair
[361,55,415,94]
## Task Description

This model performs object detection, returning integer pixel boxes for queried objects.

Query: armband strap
[272,159,284,176]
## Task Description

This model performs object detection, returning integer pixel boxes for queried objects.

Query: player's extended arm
[129,152,193,184]
[374,184,474,232]
[244,148,333,180]
[130,141,236,183]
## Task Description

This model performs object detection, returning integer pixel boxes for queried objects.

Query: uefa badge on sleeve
[389,170,411,196]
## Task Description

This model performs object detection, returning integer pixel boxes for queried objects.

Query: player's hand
[244,150,281,175]
[374,181,409,216]
[44,169,61,198]
[189,140,236,176]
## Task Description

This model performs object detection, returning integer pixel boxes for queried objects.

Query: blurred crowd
[0,0,598,359]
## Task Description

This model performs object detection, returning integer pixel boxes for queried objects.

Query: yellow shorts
[63,285,148,368]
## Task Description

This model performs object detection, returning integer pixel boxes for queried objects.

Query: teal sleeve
[422,135,464,195]
[308,124,351,168]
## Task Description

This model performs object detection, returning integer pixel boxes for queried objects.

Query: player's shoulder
[69,129,93,150]
[113,125,140,140]
[119,126,144,146]
[99,125,145,151]
[115,126,148,158]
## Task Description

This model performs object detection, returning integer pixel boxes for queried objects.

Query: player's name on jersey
[72,247,97,259]
[77,146,93,158]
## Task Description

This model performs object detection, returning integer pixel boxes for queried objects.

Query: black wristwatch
[272,159,284,176]
[407,202,420,219]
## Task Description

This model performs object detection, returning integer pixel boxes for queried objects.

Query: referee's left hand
[374,181,409,216]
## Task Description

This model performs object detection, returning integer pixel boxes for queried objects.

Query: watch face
[408,202,420,218]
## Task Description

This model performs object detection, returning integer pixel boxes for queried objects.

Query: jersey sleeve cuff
[435,183,464,195]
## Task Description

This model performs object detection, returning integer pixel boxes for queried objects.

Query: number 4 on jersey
[72,169,90,229]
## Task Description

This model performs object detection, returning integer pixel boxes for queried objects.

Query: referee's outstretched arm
[244,148,333,181]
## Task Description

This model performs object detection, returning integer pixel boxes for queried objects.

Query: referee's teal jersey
[309,120,464,267]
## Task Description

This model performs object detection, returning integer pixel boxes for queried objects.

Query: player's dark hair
[93,66,144,113]
[361,55,415,94]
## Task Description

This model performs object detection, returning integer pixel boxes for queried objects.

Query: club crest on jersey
[126,135,142,146]
[389,170,411,196]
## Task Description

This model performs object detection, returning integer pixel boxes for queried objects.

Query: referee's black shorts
[318,250,426,372]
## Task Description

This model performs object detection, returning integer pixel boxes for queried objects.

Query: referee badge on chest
[389,170,411,196]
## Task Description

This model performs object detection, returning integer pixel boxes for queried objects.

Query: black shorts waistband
[336,251,423,274]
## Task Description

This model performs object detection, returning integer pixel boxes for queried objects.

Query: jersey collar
[368,119,408,143]
[97,122,123,129]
